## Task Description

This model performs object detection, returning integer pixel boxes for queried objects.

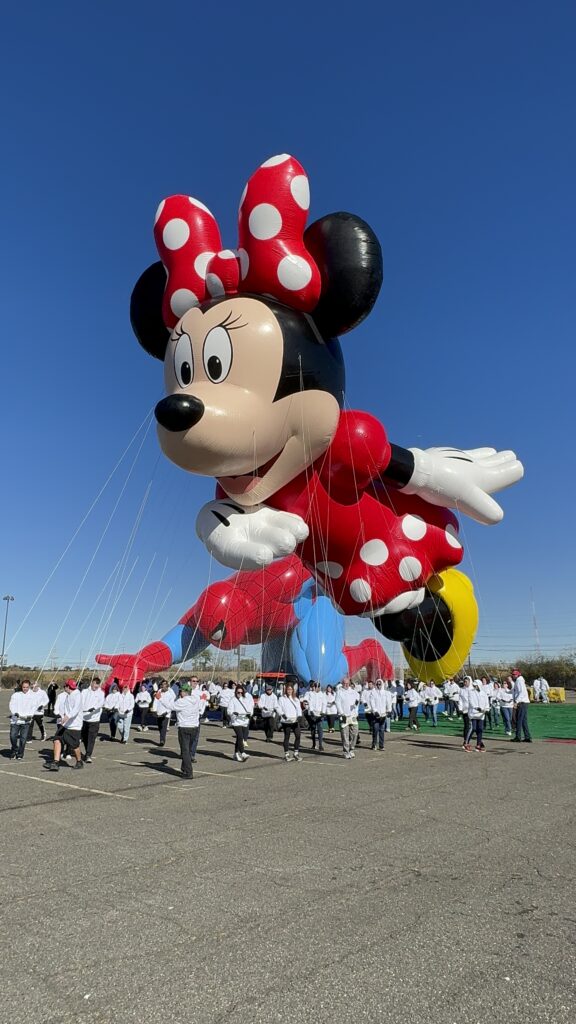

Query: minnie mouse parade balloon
[119,154,523,684]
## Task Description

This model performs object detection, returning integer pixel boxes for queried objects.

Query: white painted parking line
[195,770,254,780]
[0,768,136,800]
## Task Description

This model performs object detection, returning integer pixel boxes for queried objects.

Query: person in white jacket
[511,669,532,742]
[368,679,390,750]
[47,679,84,771]
[335,677,360,758]
[404,682,421,730]
[134,682,152,731]
[539,677,550,704]
[28,681,48,742]
[459,676,472,748]
[154,681,175,747]
[228,684,254,761]
[325,686,338,732]
[9,679,37,760]
[277,683,303,761]
[306,681,327,752]
[81,679,105,762]
[465,679,489,751]
[218,682,234,728]
[361,681,375,741]
[104,680,121,740]
[173,681,202,779]
[116,684,135,744]
[423,683,442,727]
[499,680,514,735]
[258,683,279,741]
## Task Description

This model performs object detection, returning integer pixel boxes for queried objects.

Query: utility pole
[0,595,14,688]
[236,644,241,684]
[530,587,542,658]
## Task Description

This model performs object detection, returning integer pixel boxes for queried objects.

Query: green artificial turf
[380,703,576,741]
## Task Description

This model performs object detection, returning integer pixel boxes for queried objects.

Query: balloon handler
[101,154,523,684]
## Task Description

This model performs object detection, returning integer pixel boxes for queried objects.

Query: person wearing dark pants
[511,669,532,742]
[307,682,326,751]
[81,679,105,762]
[368,679,389,750]
[467,680,489,752]
[259,685,279,741]
[278,684,303,762]
[134,683,152,731]
[173,682,201,778]
[227,684,254,762]
[9,680,36,760]
[325,686,338,732]
[47,679,85,771]
[459,677,472,750]
[154,681,175,747]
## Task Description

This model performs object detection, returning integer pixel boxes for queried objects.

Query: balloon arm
[383,445,524,526]
[95,640,174,688]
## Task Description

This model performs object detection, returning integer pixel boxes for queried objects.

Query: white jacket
[368,687,391,716]
[325,693,338,716]
[277,695,302,724]
[104,691,121,712]
[61,690,84,731]
[31,688,48,714]
[219,688,233,709]
[117,693,135,715]
[499,688,514,707]
[154,690,175,718]
[259,692,279,716]
[82,686,105,722]
[513,676,530,704]
[468,688,490,720]
[173,692,201,728]
[135,688,152,707]
[9,690,37,724]
[307,691,327,717]
[459,685,471,713]
[423,685,442,706]
[54,691,67,722]
[228,694,255,727]
[404,688,421,708]
[335,688,359,719]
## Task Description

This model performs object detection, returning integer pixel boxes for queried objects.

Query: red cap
[511,668,520,677]
[65,678,77,690]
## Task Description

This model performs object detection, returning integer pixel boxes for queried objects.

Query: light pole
[0,595,15,688]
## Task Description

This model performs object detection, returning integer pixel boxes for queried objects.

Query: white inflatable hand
[405,446,524,525]
[195,500,309,569]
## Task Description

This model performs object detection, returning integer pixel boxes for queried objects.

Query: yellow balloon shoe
[374,569,479,684]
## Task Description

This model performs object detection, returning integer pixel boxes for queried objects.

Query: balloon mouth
[217,448,284,495]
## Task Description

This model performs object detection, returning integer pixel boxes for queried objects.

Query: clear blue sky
[2,1,574,670]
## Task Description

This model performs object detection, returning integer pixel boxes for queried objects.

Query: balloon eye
[174,334,194,388]
[203,326,232,383]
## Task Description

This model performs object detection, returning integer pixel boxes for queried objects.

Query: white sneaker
[234,752,243,761]
[64,754,74,763]
[350,750,355,758]
[293,751,301,761]
[241,752,249,761]
[137,725,142,732]
[285,752,293,762]
[143,727,149,732]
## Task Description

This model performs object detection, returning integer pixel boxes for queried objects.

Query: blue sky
[1,1,574,670]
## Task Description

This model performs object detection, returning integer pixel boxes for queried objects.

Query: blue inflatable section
[288,580,348,685]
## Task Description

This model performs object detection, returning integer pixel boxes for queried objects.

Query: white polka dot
[401,515,427,541]
[188,197,213,216]
[194,252,215,280]
[360,539,389,566]
[445,523,462,549]
[154,199,165,225]
[399,556,423,582]
[349,578,372,604]
[290,174,310,210]
[277,254,312,291]
[162,218,190,251]
[236,248,249,280]
[206,273,225,297]
[238,184,248,211]
[170,288,199,316]
[315,561,343,580]
[260,153,291,168]
[218,249,236,260]
[248,203,282,240]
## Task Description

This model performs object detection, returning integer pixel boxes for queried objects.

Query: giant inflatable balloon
[96,556,393,687]
[126,154,523,683]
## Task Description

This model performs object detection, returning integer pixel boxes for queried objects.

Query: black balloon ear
[304,213,383,338]
[130,261,170,360]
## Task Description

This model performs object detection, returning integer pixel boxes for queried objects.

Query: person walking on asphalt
[228,684,254,762]
[278,683,303,762]
[81,679,105,762]
[173,681,201,779]
[9,679,36,761]
[28,681,48,742]
[336,677,360,758]
[47,679,84,771]
[511,668,532,743]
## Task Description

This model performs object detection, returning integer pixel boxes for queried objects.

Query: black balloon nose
[155,395,205,432]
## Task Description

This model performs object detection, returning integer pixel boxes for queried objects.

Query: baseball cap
[65,679,77,690]
[511,668,520,676]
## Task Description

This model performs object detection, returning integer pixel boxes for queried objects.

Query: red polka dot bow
[154,154,322,328]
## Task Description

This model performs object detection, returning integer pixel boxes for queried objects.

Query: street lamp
[0,595,15,688]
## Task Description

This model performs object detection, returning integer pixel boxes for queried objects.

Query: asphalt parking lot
[0,691,574,1024]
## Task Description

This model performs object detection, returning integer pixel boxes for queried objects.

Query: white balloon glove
[195,500,309,569]
[404,447,524,525]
